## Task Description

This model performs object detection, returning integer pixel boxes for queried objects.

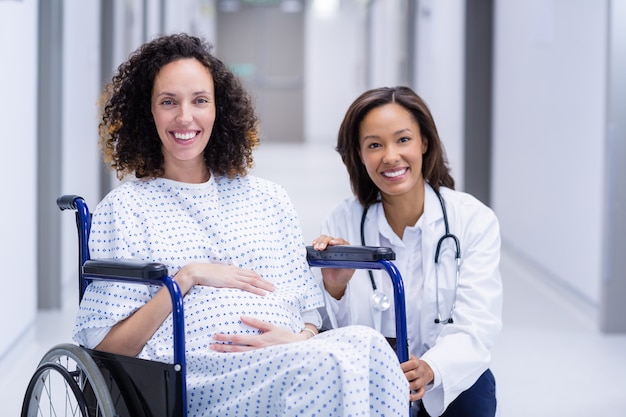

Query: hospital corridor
[2,0,626,416]
[2,143,626,416]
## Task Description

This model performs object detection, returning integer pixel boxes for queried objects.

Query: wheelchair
[21,194,411,417]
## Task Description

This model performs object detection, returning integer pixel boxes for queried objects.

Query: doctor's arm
[419,207,503,415]
[312,235,355,299]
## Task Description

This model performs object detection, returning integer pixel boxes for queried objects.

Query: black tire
[21,343,117,417]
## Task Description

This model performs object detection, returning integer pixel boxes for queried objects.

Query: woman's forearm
[322,268,352,300]
[94,286,176,356]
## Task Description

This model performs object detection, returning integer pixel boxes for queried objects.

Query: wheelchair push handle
[57,194,84,211]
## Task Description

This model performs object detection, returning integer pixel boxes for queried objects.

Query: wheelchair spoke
[25,363,86,417]
[40,368,83,417]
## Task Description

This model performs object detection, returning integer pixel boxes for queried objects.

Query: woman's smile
[381,167,409,179]
[172,130,200,141]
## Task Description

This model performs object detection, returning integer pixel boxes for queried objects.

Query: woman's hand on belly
[175,263,275,296]
[210,316,306,351]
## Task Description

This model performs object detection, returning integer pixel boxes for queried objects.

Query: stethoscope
[360,188,461,324]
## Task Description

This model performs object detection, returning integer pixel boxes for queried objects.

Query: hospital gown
[73,175,408,416]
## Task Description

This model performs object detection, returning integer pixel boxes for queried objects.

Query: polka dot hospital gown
[73,175,408,416]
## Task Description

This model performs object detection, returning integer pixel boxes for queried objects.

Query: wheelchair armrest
[83,259,168,280]
[306,245,395,262]
[306,245,409,363]
[81,258,186,398]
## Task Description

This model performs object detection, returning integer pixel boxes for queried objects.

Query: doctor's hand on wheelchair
[402,354,435,401]
[311,235,355,300]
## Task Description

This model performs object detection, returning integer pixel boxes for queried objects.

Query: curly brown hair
[99,33,259,179]
[336,86,455,207]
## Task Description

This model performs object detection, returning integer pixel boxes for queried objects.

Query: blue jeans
[417,369,497,417]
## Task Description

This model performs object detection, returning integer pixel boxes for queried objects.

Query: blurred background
[1,0,625,415]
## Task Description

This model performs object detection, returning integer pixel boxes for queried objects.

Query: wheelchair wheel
[21,343,117,417]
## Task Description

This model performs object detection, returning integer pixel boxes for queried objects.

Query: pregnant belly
[181,287,301,349]
[139,286,303,362]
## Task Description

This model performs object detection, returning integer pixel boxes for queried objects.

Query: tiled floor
[3,142,626,416]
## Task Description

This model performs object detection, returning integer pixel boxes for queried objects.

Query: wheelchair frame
[21,194,411,417]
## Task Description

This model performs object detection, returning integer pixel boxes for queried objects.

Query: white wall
[59,1,103,298]
[414,0,466,189]
[305,0,461,153]
[492,0,608,305]
[304,0,369,145]
[368,0,408,88]
[0,0,38,358]
[165,0,216,41]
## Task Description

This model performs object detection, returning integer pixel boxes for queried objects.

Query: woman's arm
[95,285,175,356]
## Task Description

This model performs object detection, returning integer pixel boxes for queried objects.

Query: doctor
[312,86,502,417]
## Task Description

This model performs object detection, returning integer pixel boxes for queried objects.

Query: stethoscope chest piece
[360,204,392,312]
[371,289,391,311]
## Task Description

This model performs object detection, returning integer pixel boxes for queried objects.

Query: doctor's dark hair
[336,86,455,207]
[98,33,259,179]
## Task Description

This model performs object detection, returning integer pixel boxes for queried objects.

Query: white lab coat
[320,184,503,417]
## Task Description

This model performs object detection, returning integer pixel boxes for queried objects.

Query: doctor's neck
[381,193,424,239]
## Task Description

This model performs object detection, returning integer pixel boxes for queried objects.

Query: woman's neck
[162,161,211,184]
[381,187,425,240]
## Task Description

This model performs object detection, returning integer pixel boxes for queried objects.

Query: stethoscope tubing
[360,187,462,324]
